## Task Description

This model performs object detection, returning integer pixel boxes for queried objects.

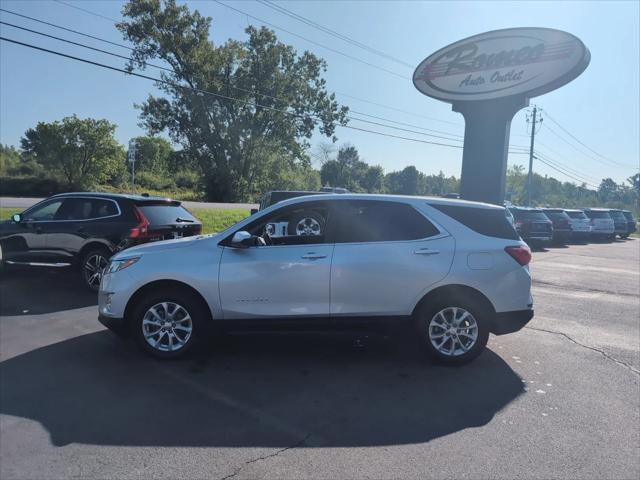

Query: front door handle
[301,253,327,260]
[414,248,440,256]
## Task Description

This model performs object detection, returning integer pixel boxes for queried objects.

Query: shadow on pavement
[0,331,524,448]
[0,268,96,316]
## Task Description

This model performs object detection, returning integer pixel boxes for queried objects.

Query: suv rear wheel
[415,299,489,365]
[81,248,110,292]
[131,288,209,359]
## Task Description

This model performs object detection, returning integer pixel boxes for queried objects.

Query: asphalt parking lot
[1,239,638,479]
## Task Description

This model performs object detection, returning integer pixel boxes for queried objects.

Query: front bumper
[490,309,534,335]
[98,313,128,336]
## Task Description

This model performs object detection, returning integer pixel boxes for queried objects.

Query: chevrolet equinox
[99,194,534,364]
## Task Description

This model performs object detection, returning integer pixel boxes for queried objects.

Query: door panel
[1,222,47,262]
[331,236,454,316]
[219,244,333,319]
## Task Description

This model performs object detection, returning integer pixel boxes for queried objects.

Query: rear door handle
[301,253,327,260]
[414,248,440,256]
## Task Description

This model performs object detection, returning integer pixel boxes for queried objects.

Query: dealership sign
[413,28,590,102]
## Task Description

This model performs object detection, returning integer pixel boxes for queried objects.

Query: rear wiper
[175,217,194,223]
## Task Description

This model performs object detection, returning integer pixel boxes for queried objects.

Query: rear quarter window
[431,204,519,240]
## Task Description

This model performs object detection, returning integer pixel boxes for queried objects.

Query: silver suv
[99,195,534,364]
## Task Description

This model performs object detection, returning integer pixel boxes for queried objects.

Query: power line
[1,15,474,143]
[52,0,120,23]
[18,3,465,132]
[540,122,626,170]
[534,148,599,183]
[0,7,133,51]
[535,150,599,185]
[335,91,463,127]
[534,155,598,188]
[348,110,464,139]
[213,0,409,80]
[541,108,634,169]
[0,20,175,74]
[257,0,414,68]
[0,35,474,151]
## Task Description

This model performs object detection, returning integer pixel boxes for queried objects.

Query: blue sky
[1,0,638,186]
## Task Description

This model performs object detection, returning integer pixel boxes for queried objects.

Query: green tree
[130,136,173,174]
[20,116,123,189]
[385,166,422,195]
[118,0,347,201]
[320,145,382,192]
[0,144,21,176]
[598,178,619,203]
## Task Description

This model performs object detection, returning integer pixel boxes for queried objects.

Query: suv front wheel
[415,299,489,365]
[131,288,209,359]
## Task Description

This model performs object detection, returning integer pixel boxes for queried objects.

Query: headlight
[107,256,140,274]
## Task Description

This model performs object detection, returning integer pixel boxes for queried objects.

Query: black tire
[414,297,490,365]
[288,210,325,237]
[81,247,111,292]
[130,287,211,359]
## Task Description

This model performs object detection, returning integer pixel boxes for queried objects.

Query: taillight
[505,245,532,266]
[129,207,150,240]
[514,220,525,229]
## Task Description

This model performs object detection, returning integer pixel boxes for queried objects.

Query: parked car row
[508,206,636,247]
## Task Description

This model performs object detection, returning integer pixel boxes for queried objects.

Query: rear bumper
[552,230,572,242]
[98,313,128,337]
[490,309,534,335]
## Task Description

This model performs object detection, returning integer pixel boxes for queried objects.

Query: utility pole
[128,140,137,193]
[526,106,542,206]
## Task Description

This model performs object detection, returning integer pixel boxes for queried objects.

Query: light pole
[128,140,137,193]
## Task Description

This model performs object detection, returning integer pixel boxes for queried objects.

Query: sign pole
[453,96,528,205]
[128,140,137,194]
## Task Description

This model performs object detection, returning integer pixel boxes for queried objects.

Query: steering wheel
[260,230,273,246]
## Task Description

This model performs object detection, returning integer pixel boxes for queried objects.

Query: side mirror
[11,213,22,223]
[250,208,258,215]
[231,230,257,248]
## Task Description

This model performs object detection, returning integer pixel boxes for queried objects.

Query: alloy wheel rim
[142,302,193,352]
[428,307,478,357]
[296,217,321,236]
[84,254,108,288]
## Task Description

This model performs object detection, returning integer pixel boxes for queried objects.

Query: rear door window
[138,205,197,225]
[431,204,519,240]
[90,199,119,218]
[332,201,439,243]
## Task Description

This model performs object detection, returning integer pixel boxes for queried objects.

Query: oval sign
[413,27,590,102]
